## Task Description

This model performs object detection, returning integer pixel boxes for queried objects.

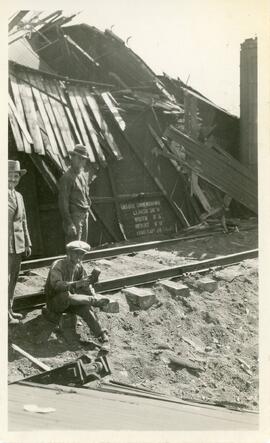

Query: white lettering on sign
[120,198,173,238]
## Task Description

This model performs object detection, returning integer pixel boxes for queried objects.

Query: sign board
[120,197,176,238]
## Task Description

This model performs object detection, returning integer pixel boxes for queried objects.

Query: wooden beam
[11,343,51,372]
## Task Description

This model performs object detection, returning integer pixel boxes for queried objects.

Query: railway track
[14,248,258,311]
[20,221,257,272]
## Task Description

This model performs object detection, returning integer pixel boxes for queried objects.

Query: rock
[160,280,190,298]
[123,287,157,311]
[205,346,213,352]
[197,278,218,293]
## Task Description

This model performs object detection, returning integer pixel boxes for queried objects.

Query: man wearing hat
[44,241,109,342]
[58,144,91,243]
[8,160,32,324]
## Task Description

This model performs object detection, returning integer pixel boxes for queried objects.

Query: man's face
[68,250,85,265]
[71,154,86,171]
[8,172,20,190]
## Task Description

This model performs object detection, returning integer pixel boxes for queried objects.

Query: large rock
[160,280,190,298]
[123,287,157,311]
[197,278,217,293]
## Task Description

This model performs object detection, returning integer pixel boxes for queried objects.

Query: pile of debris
[8,11,257,255]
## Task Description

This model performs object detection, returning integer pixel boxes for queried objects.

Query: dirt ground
[9,225,258,411]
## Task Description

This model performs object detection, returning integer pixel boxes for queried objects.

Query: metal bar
[20,225,257,271]
[14,249,258,311]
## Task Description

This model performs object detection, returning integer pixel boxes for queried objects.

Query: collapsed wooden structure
[8,11,257,258]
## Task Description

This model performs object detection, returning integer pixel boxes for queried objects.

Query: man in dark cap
[58,144,91,243]
[8,160,32,324]
[43,241,109,342]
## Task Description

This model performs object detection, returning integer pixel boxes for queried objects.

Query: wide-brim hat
[70,144,89,160]
[66,241,91,253]
[8,160,27,176]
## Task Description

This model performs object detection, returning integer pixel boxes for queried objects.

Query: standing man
[44,241,109,343]
[8,160,32,324]
[58,144,91,243]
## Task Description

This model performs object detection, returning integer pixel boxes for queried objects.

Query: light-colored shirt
[8,190,18,253]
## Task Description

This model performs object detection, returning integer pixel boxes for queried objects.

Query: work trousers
[8,253,22,310]
[64,210,89,243]
[47,291,103,338]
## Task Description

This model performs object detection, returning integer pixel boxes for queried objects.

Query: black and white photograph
[3,1,270,439]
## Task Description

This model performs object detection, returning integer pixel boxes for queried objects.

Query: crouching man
[44,241,109,342]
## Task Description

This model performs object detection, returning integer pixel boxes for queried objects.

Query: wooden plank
[11,344,51,371]
[16,72,45,155]
[43,81,69,157]
[8,96,33,144]
[166,126,258,214]
[26,73,59,155]
[64,34,99,66]
[67,87,96,162]
[46,80,74,153]
[8,104,24,151]
[9,11,29,32]
[10,74,32,153]
[101,92,126,131]
[85,93,122,159]
[74,87,106,163]
[55,83,82,144]
[33,76,66,158]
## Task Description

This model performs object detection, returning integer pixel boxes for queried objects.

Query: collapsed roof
[8,11,257,254]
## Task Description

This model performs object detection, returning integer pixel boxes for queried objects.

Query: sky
[68,0,266,116]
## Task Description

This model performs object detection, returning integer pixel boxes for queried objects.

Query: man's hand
[67,223,77,237]
[75,277,91,290]
[25,246,32,257]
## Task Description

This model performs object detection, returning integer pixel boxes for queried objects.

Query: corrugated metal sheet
[166,126,258,214]
[9,382,258,431]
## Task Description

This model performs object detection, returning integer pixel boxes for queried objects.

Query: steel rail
[14,248,258,311]
[20,223,257,272]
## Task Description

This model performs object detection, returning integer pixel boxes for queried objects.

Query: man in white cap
[8,160,32,324]
[44,241,109,342]
[58,144,91,243]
